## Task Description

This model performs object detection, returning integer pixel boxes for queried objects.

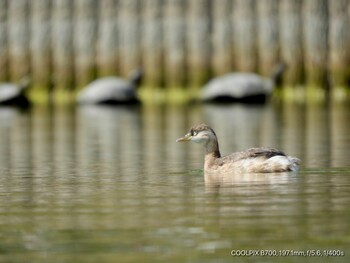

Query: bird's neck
[204,134,221,170]
[205,140,221,158]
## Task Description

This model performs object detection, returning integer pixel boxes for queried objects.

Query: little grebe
[176,123,300,173]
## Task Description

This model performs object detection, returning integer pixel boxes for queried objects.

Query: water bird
[0,77,31,107]
[201,63,286,103]
[77,68,143,104]
[176,123,300,173]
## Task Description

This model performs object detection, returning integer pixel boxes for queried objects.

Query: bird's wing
[221,147,286,163]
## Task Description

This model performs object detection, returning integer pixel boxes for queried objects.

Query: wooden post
[142,0,164,88]
[118,0,141,77]
[187,0,211,89]
[52,0,74,99]
[0,0,8,81]
[74,0,98,88]
[303,0,329,89]
[257,0,279,76]
[8,0,30,81]
[163,0,187,91]
[280,0,304,86]
[97,0,119,77]
[233,0,257,72]
[211,0,233,76]
[329,0,350,90]
[31,0,52,99]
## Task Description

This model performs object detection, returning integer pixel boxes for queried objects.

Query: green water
[0,102,349,262]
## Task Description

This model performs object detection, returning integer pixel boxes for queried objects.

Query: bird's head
[176,123,217,145]
[129,67,143,87]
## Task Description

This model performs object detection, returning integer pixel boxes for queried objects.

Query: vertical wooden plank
[257,0,279,76]
[303,0,329,88]
[163,0,187,90]
[232,0,257,72]
[74,0,98,88]
[280,0,304,86]
[329,0,350,89]
[187,0,211,88]
[97,0,119,77]
[52,0,74,94]
[31,0,52,96]
[211,0,232,76]
[0,0,8,81]
[8,0,30,81]
[118,0,141,77]
[142,0,164,88]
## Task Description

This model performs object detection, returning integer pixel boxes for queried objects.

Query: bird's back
[0,84,21,102]
[211,147,300,173]
[77,77,136,104]
[202,73,273,100]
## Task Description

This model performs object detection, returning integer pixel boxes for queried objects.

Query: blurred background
[0,0,349,103]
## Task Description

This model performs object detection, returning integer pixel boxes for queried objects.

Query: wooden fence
[0,0,349,100]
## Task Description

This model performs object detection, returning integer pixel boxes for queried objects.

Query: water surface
[0,102,349,262]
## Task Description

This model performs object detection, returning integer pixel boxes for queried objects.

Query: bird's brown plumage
[177,123,300,173]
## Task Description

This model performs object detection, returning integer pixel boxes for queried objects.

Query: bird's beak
[176,133,192,142]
